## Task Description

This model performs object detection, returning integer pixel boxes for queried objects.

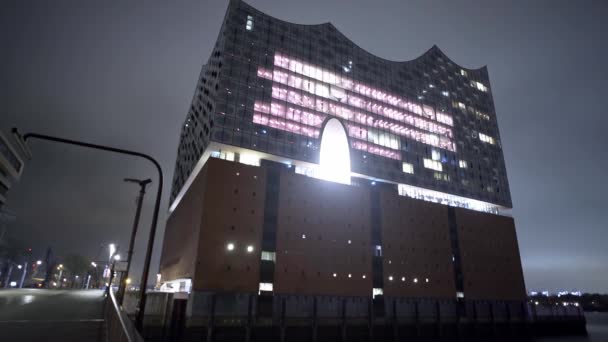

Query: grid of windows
[169,0,512,208]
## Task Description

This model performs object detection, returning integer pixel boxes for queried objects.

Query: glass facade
[170,0,512,209]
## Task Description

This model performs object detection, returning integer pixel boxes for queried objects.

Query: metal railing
[105,289,145,342]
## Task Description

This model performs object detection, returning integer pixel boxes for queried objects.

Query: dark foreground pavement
[0,289,106,342]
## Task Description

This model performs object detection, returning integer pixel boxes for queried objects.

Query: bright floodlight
[319,119,351,185]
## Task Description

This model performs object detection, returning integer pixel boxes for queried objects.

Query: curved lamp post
[12,128,162,331]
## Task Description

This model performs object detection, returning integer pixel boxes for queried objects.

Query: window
[402,162,414,174]
[374,245,382,257]
[245,15,253,31]
[434,172,450,182]
[474,81,487,92]
[458,160,467,168]
[457,291,465,298]
[259,282,273,293]
[423,158,442,172]
[431,150,441,161]
[372,288,383,298]
[261,251,276,262]
[478,133,495,145]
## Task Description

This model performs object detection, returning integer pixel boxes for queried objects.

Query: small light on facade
[401,277,406,282]
[236,172,240,176]
[413,278,418,283]
[388,276,393,281]
[17,265,22,270]
[91,262,97,267]
[425,278,429,283]
[247,245,254,253]
[114,254,121,261]
[227,243,235,251]
[9,281,17,287]
[333,273,337,278]
[36,260,42,265]
[362,275,366,279]
[126,278,132,285]
[302,234,306,239]
[348,273,352,278]
[347,240,351,244]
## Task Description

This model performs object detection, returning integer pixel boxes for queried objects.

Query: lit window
[372,288,383,298]
[246,245,254,253]
[261,251,276,262]
[457,292,464,298]
[431,150,441,161]
[239,154,260,166]
[434,172,450,182]
[423,158,442,172]
[226,243,235,251]
[458,160,467,168]
[474,81,487,92]
[402,162,414,174]
[374,245,382,257]
[245,15,254,31]
[478,133,495,145]
[259,282,273,293]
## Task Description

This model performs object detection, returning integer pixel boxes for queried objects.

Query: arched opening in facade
[319,118,351,185]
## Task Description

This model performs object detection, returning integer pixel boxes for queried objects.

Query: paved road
[0,289,106,342]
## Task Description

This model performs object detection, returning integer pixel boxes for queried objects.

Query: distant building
[158,0,527,339]
[0,130,25,209]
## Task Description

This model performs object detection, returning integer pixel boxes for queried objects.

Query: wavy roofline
[238,0,487,72]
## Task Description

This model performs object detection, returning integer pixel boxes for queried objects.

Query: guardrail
[105,289,145,342]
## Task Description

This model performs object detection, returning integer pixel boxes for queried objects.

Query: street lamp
[118,178,152,305]
[13,128,164,332]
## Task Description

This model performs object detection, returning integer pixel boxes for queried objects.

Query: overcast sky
[1,0,607,292]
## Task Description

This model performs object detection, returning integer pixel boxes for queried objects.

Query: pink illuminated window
[254,54,459,160]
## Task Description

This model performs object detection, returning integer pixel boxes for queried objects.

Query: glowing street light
[36,260,42,265]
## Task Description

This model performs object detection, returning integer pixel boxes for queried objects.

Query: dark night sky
[1,1,607,292]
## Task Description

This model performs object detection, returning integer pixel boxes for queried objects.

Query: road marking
[0,319,104,323]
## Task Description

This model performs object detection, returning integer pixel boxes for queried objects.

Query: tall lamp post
[13,128,163,331]
[118,178,152,305]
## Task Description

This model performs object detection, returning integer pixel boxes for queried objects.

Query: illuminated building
[158,0,533,339]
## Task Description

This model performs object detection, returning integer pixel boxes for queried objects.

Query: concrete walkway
[0,289,106,342]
